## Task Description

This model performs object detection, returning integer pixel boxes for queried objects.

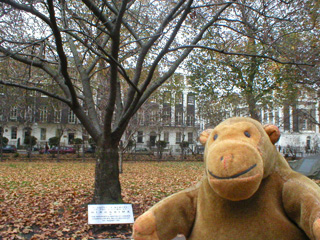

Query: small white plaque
[88,204,134,224]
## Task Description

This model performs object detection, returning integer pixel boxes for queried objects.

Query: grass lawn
[0,161,204,239]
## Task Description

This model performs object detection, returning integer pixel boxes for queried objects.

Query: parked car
[39,146,76,154]
[2,145,17,153]
[85,146,96,153]
[132,147,153,155]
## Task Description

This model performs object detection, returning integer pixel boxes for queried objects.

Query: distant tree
[156,140,167,160]
[24,136,37,147]
[0,136,8,146]
[48,136,60,148]
[0,136,8,162]
[73,138,83,158]
[88,138,96,148]
[24,136,37,158]
[187,2,319,121]
[180,141,189,160]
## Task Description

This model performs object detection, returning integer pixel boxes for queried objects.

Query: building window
[301,118,307,130]
[68,133,75,144]
[25,106,34,122]
[40,107,48,122]
[164,132,169,143]
[176,132,182,143]
[187,94,195,105]
[175,112,183,125]
[163,91,171,103]
[10,107,17,120]
[150,134,156,147]
[175,92,183,104]
[54,110,61,123]
[68,110,76,123]
[162,108,171,125]
[137,131,143,143]
[188,132,193,143]
[150,110,157,123]
[40,128,46,141]
[186,115,194,126]
[11,127,17,139]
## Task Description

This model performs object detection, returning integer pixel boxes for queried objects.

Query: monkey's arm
[283,174,320,240]
[132,186,198,240]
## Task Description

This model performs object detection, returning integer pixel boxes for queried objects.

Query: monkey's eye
[244,131,251,138]
[213,134,218,140]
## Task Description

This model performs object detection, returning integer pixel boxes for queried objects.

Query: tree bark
[119,150,123,174]
[0,130,3,162]
[247,97,260,121]
[93,146,122,204]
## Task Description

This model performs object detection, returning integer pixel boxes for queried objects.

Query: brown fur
[132,117,320,240]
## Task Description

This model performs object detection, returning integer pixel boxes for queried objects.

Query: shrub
[0,136,9,146]
[73,138,83,145]
[24,136,37,147]
[88,138,96,147]
[49,137,60,147]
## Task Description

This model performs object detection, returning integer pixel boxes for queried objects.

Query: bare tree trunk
[244,91,260,121]
[248,99,259,121]
[57,143,60,163]
[119,150,123,174]
[82,141,85,162]
[93,146,122,204]
[0,132,3,162]
[27,136,32,161]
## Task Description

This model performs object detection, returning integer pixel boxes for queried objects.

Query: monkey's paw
[132,211,159,240]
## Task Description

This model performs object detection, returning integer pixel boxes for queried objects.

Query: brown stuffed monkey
[132,117,320,240]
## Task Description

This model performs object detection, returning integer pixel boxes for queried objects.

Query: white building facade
[1,82,319,157]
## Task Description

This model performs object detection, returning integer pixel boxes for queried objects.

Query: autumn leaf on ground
[0,160,203,239]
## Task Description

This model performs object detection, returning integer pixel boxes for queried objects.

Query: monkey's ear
[199,129,213,146]
[264,124,280,144]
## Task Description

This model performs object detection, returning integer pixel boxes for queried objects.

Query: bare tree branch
[168,45,314,66]
[60,0,101,132]
[136,1,236,110]
[81,0,113,32]
[0,79,70,104]
[63,29,141,95]
[0,0,51,25]
[47,0,79,107]
[103,0,143,47]
[103,0,129,142]
[123,0,188,115]
[0,45,73,98]
[115,1,235,135]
